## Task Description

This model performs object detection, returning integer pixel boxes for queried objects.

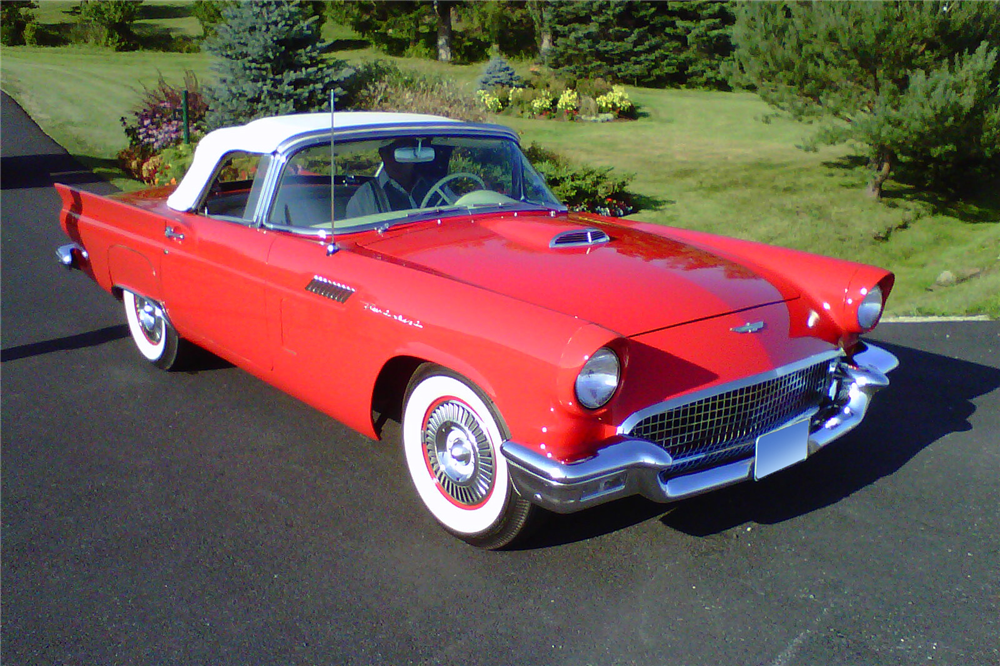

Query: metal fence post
[182,90,190,145]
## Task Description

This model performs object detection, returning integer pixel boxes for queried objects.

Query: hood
[363,212,794,336]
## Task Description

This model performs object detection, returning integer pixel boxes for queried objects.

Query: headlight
[575,347,620,409]
[857,284,884,330]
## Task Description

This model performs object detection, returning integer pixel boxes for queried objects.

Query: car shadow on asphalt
[517,340,1000,547]
[0,325,234,372]
[0,325,130,363]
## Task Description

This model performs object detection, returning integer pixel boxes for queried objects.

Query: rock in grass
[935,270,957,287]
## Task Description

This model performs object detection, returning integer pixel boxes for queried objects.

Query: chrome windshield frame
[256,123,561,235]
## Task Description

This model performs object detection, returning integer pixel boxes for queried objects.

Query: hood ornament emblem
[731,321,765,334]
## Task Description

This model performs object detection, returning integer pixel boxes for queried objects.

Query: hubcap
[135,296,163,344]
[423,400,495,506]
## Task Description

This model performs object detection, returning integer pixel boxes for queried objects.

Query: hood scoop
[474,216,613,252]
[550,227,610,248]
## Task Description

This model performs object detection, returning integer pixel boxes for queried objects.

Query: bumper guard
[56,243,88,270]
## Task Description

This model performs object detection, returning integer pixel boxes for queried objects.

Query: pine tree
[731,1,1000,197]
[328,1,436,58]
[203,0,351,130]
[671,0,735,90]
[549,1,686,86]
[548,1,733,89]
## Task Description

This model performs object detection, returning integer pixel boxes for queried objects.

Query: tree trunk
[435,1,452,63]
[866,148,894,199]
[527,0,552,64]
[540,28,552,64]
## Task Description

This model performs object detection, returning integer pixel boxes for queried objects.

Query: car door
[257,139,379,436]
[160,152,275,372]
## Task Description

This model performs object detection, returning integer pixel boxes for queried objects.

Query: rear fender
[108,245,162,303]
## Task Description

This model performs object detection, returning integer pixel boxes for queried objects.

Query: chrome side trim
[617,349,842,435]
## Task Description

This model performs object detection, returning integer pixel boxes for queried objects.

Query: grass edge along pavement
[1,44,997,319]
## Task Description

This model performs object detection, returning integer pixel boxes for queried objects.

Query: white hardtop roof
[167,111,461,212]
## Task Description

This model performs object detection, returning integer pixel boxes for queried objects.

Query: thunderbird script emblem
[731,321,765,334]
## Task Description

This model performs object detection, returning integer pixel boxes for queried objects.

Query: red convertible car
[56,112,897,548]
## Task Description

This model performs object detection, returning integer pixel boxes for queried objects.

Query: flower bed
[118,71,206,186]
[475,59,637,122]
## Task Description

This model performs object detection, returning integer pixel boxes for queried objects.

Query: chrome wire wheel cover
[134,295,163,344]
[423,400,495,506]
[403,370,529,544]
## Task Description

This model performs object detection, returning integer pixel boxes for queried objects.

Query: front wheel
[402,366,535,549]
[122,289,183,370]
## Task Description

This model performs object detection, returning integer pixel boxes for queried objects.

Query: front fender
[623,222,895,344]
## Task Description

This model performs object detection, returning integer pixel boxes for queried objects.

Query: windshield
[267,135,563,234]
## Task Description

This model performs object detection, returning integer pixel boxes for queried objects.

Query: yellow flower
[556,89,580,112]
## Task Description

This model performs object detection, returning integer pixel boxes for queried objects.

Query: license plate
[754,418,810,480]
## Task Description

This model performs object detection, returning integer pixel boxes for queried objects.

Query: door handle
[165,226,185,241]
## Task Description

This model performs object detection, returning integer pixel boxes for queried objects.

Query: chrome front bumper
[501,342,898,514]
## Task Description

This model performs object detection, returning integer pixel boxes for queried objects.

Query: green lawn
[2,28,997,318]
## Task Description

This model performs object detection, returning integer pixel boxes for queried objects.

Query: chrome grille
[626,361,831,474]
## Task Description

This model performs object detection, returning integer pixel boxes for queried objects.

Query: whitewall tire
[402,366,534,548]
[122,289,182,370]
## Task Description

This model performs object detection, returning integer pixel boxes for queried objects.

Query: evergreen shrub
[203,0,352,129]
[79,0,142,51]
[731,1,1000,197]
[477,57,522,90]
[524,143,635,217]
[1,1,37,46]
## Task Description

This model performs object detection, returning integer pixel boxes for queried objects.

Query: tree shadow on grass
[330,38,370,51]
[515,339,1000,548]
[821,154,868,173]
[138,4,191,20]
[630,192,675,214]
[821,154,999,224]
[879,182,1000,225]
[133,25,199,52]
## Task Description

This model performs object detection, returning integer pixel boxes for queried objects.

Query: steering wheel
[420,172,487,208]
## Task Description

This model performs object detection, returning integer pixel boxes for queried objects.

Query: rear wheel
[122,289,182,370]
[402,366,534,549]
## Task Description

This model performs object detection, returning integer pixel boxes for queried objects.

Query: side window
[519,151,552,204]
[202,151,269,224]
[269,144,333,229]
[334,141,390,225]
[448,143,513,197]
